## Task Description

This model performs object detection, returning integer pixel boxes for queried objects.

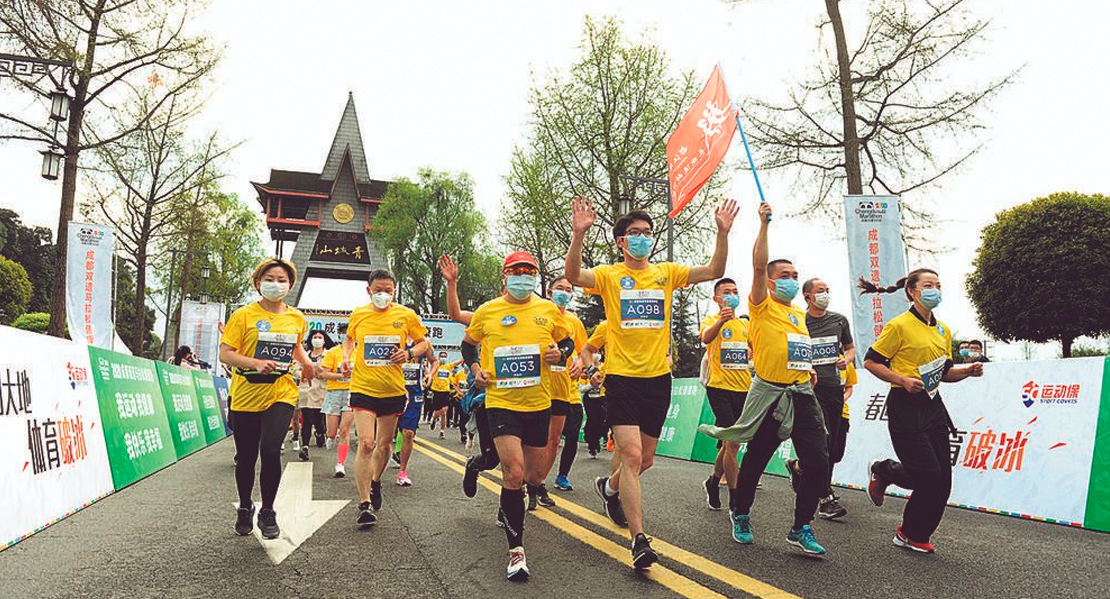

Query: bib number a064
[918,355,946,399]
[363,335,401,367]
[786,333,813,371]
[620,289,666,329]
[720,342,749,370]
[254,332,297,367]
[493,344,541,389]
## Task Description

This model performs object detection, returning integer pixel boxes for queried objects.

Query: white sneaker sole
[786,538,826,556]
[892,535,934,553]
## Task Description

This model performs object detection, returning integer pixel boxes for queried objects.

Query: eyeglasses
[624,228,654,238]
[504,265,538,276]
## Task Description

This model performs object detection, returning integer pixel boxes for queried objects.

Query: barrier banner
[179,300,225,371]
[212,376,231,435]
[0,327,115,551]
[154,362,207,458]
[65,222,116,348]
[88,346,177,489]
[655,379,710,460]
[192,372,228,445]
[843,195,907,359]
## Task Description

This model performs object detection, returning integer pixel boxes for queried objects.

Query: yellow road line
[416,438,804,599]
[412,443,726,599]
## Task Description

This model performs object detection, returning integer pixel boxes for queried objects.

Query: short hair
[367,269,395,285]
[968,340,983,349]
[713,278,736,294]
[858,268,938,301]
[612,210,654,241]
[252,258,297,286]
[802,277,823,295]
[547,275,571,295]
[958,341,970,347]
[767,259,793,277]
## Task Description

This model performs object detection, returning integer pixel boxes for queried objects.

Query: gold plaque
[332,202,355,224]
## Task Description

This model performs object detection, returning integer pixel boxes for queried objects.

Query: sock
[500,487,526,547]
[371,479,382,490]
[526,483,537,497]
[604,479,618,497]
[337,443,350,466]
[359,501,370,511]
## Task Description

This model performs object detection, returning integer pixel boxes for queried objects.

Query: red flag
[666,66,737,218]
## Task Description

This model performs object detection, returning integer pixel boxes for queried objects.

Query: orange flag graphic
[666,66,737,218]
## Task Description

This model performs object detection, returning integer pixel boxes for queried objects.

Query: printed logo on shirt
[393,320,405,329]
[256,319,271,332]
[620,276,635,290]
[937,324,946,336]
[722,328,733,339]
[788,313,799,326]
[533,316,549,326]
[501,315,517,326]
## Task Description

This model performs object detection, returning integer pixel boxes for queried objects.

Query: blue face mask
[625,235,652,260]
[722,294,740,309]
[772,277,799,302]
[959,348,970,357]
[506,275,536,300]
[919,288,942,309]
[552,290,572,307]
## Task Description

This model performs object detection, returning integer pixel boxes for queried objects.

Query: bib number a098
[720,342,749,370]
[786,333,813,371]
[493,344,541,389]
[619,289,666,329]
[918,355,946,399]
[254,332,297,368]
[363,335,401,367]
[810,335,840,366]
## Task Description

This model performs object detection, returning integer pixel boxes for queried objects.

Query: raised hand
[571,196,597,235]
[719,306,735,321]
[438,254,459,284]
[757,201,773,224]
[715,198,740,233]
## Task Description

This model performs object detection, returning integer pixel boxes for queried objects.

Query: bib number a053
[918,355,946,399]
[363,335,401,367]
[786,333,813,371]
[720,342,749,370]
[254,332,297,368]
[493,344,541,389]
[620,289,666,329]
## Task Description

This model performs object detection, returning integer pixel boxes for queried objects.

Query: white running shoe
[396,471,413,486]
[334,463,346,478]
[292,439,301,452]
[466,436,475,451]
[325,438,334,450]
[506,546,529,581]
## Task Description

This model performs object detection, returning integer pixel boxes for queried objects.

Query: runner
[318,330,353,478]
[452,362,472,444]
[295,330,331,461]
[861,269,985,553]
[429,352,453,439]
[461,250,573,581]
[541,276,587,498]
[581,321,609,459]
[220,258,316,539]
[398,336,439,486]
[827,360,857,501]
[567,197,739,568]
[801,277,855,520]
[341,269,430,527]
[698,278,752,515]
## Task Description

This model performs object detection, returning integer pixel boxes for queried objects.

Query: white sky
[1,0,1108,359]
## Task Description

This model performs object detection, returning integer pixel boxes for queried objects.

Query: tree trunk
[825,0,864,195]
[1062,336,1073,358]
[132,252,148,352]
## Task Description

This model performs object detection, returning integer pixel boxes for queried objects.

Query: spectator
[956,341,970,363]
[173,345,203,370]
[966,340,990,363]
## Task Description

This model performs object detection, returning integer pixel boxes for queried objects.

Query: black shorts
[706,387,748,428]
[550,399,571,417]
[605,373,671,439]
[430,390,452,411]
[350,393,406,416]
[486,408,550,447]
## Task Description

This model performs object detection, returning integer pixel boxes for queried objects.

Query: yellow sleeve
[669,263,691,289]
[296,312,308,344]
[748,295,769,318]
[551,307,571,342]
[870,318,902,359]
[942,322,954,360]
[698,315,717,338]
[221,308,247,352]
[845,362,858,386]
[588,321,608,349]
[408,311,429,342]
[464,305,486,342]
[573,317,588,351]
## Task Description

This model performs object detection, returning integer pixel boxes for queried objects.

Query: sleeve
[409,311,429,342]
[748,295,768,318]
[551,307,571,342]
[846,363,858,386]
[591,264,611,294]
[220,308,245,352]
[464,306,485,342]
[839,315,854,348]
[869,318,902,360]
[297,312,309,344]
[698,315,716,338]
[345,309,360,341]
[943,323,954,360]
[574,318,588,352]
[588,321,608,349]
[669,263,691,290]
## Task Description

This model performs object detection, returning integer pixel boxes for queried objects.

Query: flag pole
[733,109,770,222]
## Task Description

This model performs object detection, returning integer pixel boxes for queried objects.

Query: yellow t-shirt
[347,303,428,398]
[590,262,690,378]
[452,368,469,396]
[464,296,569,412]
[320,345,350,391]
[551,310,589,404]
[221,302,308,412]
[700,313,752,393]
[748,295,811,385]
[431,364,453,392]
[587,320,609,350]
[870,310,952,394]
[840,362,858,418]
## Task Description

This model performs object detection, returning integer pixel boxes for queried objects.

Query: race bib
[437,370,450,379]
[363,335,401,366]
[811,335,840,366]
[720,342,749,370]
[620,289,666,329]
[786,333,813,371]
[403,362,421,385]
[254,332,297,368]
[550,364,567,373]
[493,344,541,389]
[918,355,946,399]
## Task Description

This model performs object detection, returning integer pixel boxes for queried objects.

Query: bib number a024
[620,289,665,329]
[493,344,541,389]
[254,332,297,368]
[720,342,749,370]
[810,335,840,366]
[363,335,401,367]
[917,355,946,399]
[786,333,813,371]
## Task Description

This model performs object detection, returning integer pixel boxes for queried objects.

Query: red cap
[502,251,538,270]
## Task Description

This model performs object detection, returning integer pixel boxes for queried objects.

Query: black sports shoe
[704,475,722,511]
[818,495,848,520]
[234,503,254,536]
[632,533,659,569]
[357,501,377,526]
[298,446,309,462]
[315,433,325,448]
[370,480,383,511]
[535,483,556,508]
[527,485,539,512]
[463,456,480,498]
[594,477,628,526]
[786,459,801,493]
[257,508,279,540]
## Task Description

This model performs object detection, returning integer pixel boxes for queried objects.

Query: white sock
[604,479,618,497]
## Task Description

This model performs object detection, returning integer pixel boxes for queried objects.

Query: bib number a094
[786,333,813,371]
[720,342,749,370]
[620,289,666,329]
[493,344,541,389]
[363,335,401,367]
[254,332,297,368]
[918,355,946,399]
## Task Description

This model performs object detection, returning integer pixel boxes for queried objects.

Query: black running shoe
[370,480,383,511]
[234,503,254,536]
[298,446,309,462]
[257,508,279,540]
[535,483,556,508]
[818,495,848,520]
[357,501,376,526]
[704,475,722,511]
[594,477,628,526]
[315,433,325,448]
[527,485,539,512]
[463,456,480,498]
[786,459,801,493]
[632,533,659,569]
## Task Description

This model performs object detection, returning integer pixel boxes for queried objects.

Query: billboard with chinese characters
[310,230,371,264]
[192,372,228,444]
[301,310,467,364]
[154,362,207,458]
[179,300,225,371]
[843,195,907,359]
[0,327,115,551]
[65,221,116,349]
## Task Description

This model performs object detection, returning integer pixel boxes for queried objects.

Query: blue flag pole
[734,111,770,221]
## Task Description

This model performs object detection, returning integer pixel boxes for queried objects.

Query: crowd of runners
[217,197,985,581]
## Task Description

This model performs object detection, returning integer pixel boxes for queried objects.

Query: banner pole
[733,112,770,222]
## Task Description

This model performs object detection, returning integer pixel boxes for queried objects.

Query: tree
[115,260,160,358]
[0,209,55,313]
[0,255,33,324]
[12,312,50,334]
[738,0,1015,248]
[670,288,704,379]
[1064,342,1108,359]
[0,0,220,337]
[967,193,1110,358]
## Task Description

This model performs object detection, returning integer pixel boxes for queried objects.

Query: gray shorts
[321,389,351,416]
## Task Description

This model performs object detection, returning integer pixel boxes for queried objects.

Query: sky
[1,0,1108,359]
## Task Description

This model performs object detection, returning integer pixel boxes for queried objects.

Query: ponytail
[858,268,938,302]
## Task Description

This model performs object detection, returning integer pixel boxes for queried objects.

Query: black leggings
[300,407,324,446]
[471,404,500,471]
[232,402,294,511]
[582,393,607,453]
[558,403,584,477]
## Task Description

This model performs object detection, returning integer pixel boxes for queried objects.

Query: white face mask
[371,292,393,310]
[311,338,324,349]
[813,292,830,310]
[259,281,290,302]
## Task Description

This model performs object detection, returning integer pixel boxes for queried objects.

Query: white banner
[179,300,225,370]
[843,196,907,358]
[836,357,1106,526]
[66,222,116,348]
[0,326,115,550]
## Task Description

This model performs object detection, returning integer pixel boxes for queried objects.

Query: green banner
[88,346,177,489]
[1084,357,1110,532]
[655,379,709,460]
[192,372,228,445]
[154,362,208,458]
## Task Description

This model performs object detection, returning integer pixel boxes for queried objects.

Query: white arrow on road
[233,462,349,565]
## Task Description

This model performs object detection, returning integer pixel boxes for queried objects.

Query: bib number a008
[493,344,541,389]
[402,362,421,384]
[810,335,840,366]
[786,333,813,371]
[720,342,749,370]
[918,355,946,399]
[254,332,297,368]
[363,335,401,366]
[619,289,666,329]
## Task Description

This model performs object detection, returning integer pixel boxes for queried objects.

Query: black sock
[500,487,526,547]
[728,487,738,513]
[359,501,370,511]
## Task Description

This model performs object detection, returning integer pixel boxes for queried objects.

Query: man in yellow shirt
[581,321,609,458]
[429,352,454,439]
[567,197,739,568]
[341,269,430,527]
[544,276,588,497]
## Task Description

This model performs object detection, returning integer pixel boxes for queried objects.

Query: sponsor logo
[1021,380,1080,407]
[533,316,549,326]
[788,313,799,326]
[393,320,405,329]
[937,324,946,336]
[76,227,107,246]
[620,276,635,290]
[501,316,517,326]
[66,361,89,389]
[853,200,891,223]
[256,319,271,332]
[722,328,733,339]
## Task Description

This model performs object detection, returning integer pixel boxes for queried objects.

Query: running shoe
[257,508,280,540]
[315,433,325,448]
[292,439,300,452]
[594,477,627,526]
[535,483,556,507]
[357,501,376,526]
[507,546,530,581]
[786,458,801,493]
[554,474,573,491]
[280,442,286,451]
[234,503,254,536]
[867,459,889,507]
[527,488,539,512]
[893,526,936,553]
[325,438,334,450]
[298,446,309,462]
[731,513,753,544]
[466,436,475,450]
[430,419,437,430]
[588,449,598,459]
[334,463,346,478]
[370,480,383,511]
[460,435,467,444]
[631,533,658,569]
[704,475,722,511]
[439,431,445,439]
[463,456,480,498]
[818,495,848,520]
[396,471,413,487]
[786,524,826,556]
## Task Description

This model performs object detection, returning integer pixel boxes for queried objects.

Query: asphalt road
[2,428,1108,599]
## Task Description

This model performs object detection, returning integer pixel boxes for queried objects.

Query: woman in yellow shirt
[219,258,317,540]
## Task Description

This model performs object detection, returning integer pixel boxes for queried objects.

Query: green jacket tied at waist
[698,376,819,442]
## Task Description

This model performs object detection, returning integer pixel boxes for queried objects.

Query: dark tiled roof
[357,179,390,200]
[251,169,391,201]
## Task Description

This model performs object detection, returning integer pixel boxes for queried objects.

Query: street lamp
[200,264,211,279]
[39,147,63,180]
[49,88,70,121]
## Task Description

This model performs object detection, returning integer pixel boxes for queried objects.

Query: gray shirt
[804,310,853,388]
